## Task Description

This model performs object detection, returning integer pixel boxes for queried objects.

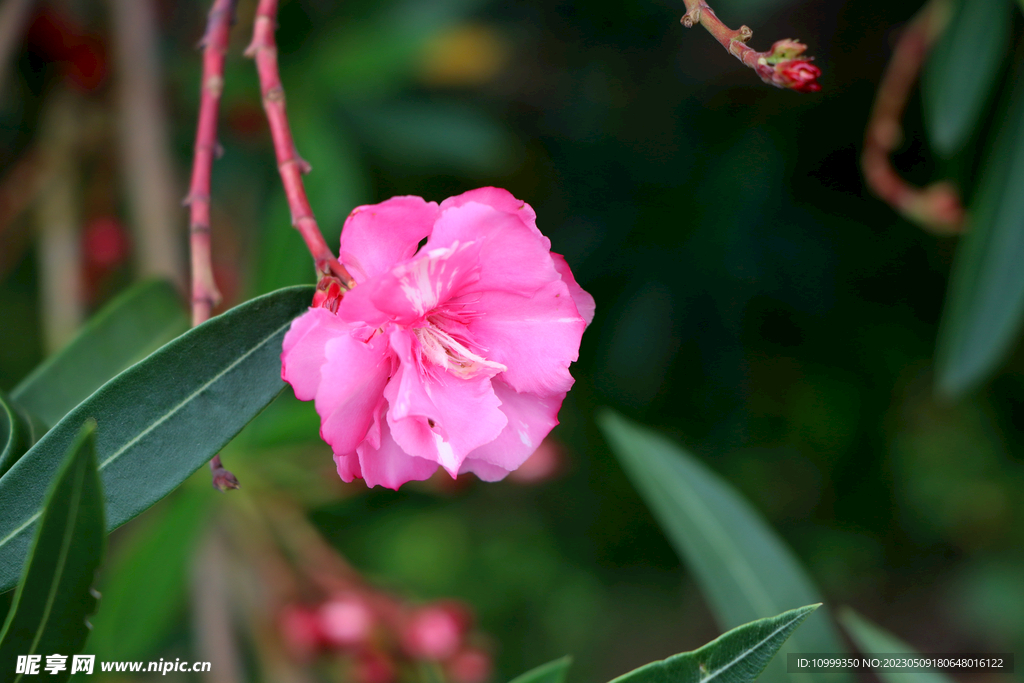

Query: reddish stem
[861,0,964,234]
[187,0,241,491]
[680,0,820,91]
[245,0,355,289]
[682,0,769,79]
[186,0,235,327]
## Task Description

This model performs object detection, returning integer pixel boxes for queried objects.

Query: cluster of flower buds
[280,594,492,683]
[762,39,821,93]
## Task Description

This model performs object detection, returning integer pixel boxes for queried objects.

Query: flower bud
[319,593,375,649]
[279,604,323,659]
[446,648,493,683]
[401,602,471,660]
[353,650,396,683]
[774,59,821,93]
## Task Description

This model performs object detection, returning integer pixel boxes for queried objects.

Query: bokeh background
[1,0,1022,680]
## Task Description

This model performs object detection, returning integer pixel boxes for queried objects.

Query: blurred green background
[1,0,1022,680]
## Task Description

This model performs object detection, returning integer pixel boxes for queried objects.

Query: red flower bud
[401,603,472,660]
[279,604,324,659]
[353,650,396,683]
[446,648,493,683]
[318,594,375,649]
[775,59,821,93]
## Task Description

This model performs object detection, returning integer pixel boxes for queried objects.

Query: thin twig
[861,0,964,234]
[186,0,236,326]
[681,0,821,92]
[35,90,84,353]
[245,0,355,289]
[108,0,185,284]
[188,0,241,490]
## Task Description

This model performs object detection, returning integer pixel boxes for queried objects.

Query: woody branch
[187,0,239,490]
[245,0,355,290]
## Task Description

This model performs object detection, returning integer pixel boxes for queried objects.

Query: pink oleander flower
[281,187,595,489]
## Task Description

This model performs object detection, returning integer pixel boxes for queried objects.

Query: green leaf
[838,609,954,683]
[936,70,1024,396]
[0,421,104,682]
[508,657,573,683]
[0,286,313,593]
[923,0,1012,156]
[598,411,849,683]
[0,392,38,478]
[86,486,212,661]
[610,605,819,683]
[11,280,188,428]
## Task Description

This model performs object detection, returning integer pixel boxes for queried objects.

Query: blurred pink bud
[507,438,563,484]
[402,603,471,660]
[280,604,323,658]
[82,217,129,269]
[775,60,821,93]
[353,650,396,683]
[319,594,375,648]
[446,648,493,683]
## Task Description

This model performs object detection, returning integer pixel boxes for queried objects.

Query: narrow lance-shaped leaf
[923,0,1012,156]
[0,421,105,682]
[936,68,1024,396]
[0,286,313,593]
[508,657,572,683]
[11,280,188,428]
[598,411,850,683]
[610,605,819,683]
[838,609,955,683]
[0,392,39,478]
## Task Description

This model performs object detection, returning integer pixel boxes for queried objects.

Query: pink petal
[339,196,439,283]
[334,452,362,483]
[462,380,564,473]
[281,308,355,401]
[427,201,560,296]
[551,253,595,326]
[384,329,506,475]
[458,457,511,482]
[439,187,540,237]
[464,280,585,396]
[316,329,392,456]
[335,242,483,329]
[356,413,437,489]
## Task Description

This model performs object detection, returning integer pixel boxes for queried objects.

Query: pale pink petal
[458,457,511,482]
[356,413,437,489]
[550,253,595,326]
[464,280,585,396]
[439,187,540,237]
[316,330,392,456]
[426,202,559,296]
[463,381,563,472]
[282,308,355,401]
[334,452,362,483]
[384,329,506,475]
[339,196,439,283]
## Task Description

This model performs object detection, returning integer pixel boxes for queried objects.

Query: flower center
[413,314,506,380]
